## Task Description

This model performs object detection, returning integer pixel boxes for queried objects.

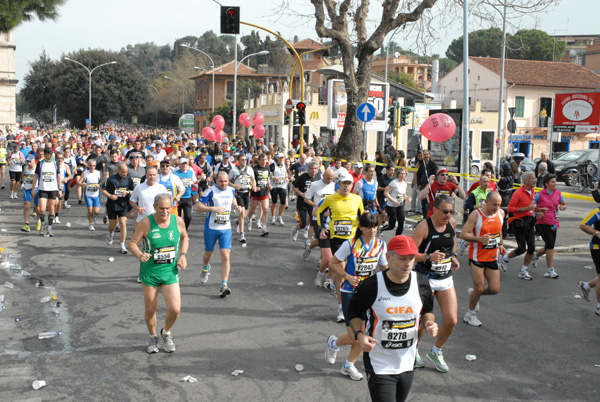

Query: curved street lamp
[181,44,215,114]
[64,57,117,127]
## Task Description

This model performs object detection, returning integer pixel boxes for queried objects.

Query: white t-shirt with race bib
[83,170,102,198]
[200,185,236,231]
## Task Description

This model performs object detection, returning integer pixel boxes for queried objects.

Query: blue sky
[12,0,595,91]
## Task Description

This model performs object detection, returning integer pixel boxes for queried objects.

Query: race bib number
[381,319,416,349]
[11,158,21,166]
[153,246,176,264]
[483,233,500,249]
[273,177,285,185]
[431,257,452,274]
[214,211,230,225]
[115,188,128,197]
[0,157,5,163]
[42,172,54,183]
[240,177,251,187]
[555,209,559,221]
[25,174,35,184]
[86,183,99,193]
[333,220,352,237]
[182,177,193,188]
[355,256,378,278]
[396,194,405,205]
[435,190,450,197]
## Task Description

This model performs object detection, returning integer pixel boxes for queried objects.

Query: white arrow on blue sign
[356,102,376,122]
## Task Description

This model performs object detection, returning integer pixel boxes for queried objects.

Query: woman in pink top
[532,174,567,278]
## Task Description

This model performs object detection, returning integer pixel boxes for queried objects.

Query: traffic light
[284,112,290,125]
[296,102,306,125]
[388,103,396,127]
[220,6,240,34]
[400,107,409,127]
[293,111,299,125]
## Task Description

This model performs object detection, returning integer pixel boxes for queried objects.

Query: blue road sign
[356,102,376,122]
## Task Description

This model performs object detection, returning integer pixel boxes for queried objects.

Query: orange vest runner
[469,209,503,262]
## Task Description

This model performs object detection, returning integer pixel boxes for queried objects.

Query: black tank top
[415,217,455,279]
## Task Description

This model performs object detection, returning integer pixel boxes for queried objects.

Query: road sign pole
[363,121,368,160]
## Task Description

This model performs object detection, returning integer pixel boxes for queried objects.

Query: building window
[515,96,525,118]
[302,53,313,61]
[227,81,234,98]
[480,131,494,160]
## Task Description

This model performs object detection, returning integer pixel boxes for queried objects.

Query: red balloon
[239,113,251,128]
[215,129,225,144]
[253,112,265,126]
[212,115,225,130]
[202,127,215,141]
[253,124,266,139]
[420,113,456,143]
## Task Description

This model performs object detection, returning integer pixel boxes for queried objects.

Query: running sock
[48,215,54,226]
[55,213,59,217]
[583,282,591,291]
[343,360,353,368]
[120,242,125,248]
[521,265,528,272]
[221,280,227,286]
[337,304,342,310]
[431,346,442,355]
[149,334,157,338]
[240,232,244,236]
[40,215,45,223]
[467,309,475,315]
[203,265,210,271]
[597,302,600,309]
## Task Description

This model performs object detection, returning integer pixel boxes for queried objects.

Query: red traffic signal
[296,102,306,111]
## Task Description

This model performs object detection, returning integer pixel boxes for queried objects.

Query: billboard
[428,109,463,173]
[179,114,195,133]
[553,92,600,133]
[327,79,389,131]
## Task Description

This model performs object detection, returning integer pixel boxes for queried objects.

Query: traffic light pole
[241,21,305,153]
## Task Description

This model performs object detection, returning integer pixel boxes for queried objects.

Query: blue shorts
[34,189,40,206]
[204,228,232,252]
[85,196,101,208]
[23,189,33,203]
[341,291,354,327]
[191,190,199,196]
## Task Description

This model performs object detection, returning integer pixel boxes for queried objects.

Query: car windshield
[555,151,592,162]
[522,157,534,164]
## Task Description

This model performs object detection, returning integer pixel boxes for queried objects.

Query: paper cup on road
[295,364,304,372]
[32,380,46,389]
[108,257,114,262]
[66,222,71,228]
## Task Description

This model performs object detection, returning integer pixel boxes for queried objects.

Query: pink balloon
[239,113,251,128]
[253,124,266,139]
[420,113,456,143]
[202,127,215,142]
[212,115,225,130]
[215,129,225,144]
[253,112,265,126]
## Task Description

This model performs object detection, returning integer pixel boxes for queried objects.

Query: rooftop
[471,56,600,89]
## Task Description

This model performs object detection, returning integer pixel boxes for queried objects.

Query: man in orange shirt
[498,171,547,279]
[460,192,505,326]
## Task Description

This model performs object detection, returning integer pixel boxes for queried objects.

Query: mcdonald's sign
[310,111,319,120]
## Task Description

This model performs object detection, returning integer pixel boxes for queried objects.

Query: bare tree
[307,0,559,160]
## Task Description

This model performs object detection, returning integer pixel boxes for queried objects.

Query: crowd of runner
[1,127,598,402]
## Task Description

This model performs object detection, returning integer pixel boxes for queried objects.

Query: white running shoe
[518,270,533,280]
[314,271,325,287]
[89,224,95,231]
[341,363,363,381]
[271,216,276,225]
[544,268,559,279]
[54,216,60,224]
[463,312,482,327]
[336,307,345,323]
[532,254,539,269]
[278,216,284,226]
[64,201,71,209]
[578,281,591,302]
[325,335,338,364]
[106,233,114,245]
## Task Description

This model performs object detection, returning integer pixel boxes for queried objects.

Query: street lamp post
[181,44,215,114]
[64,57,117,127]
[164,76,185,116]
[232,49,269,138]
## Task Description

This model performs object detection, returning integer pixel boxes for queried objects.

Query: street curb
[404,216,589,254]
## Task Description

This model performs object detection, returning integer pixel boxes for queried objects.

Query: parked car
[553,150,599,186]
[519,157,536,172]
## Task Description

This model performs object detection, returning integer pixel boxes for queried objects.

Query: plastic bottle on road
[40,296,51,303]
[0,294,4,302]
[4,282,14,289]
[38,331,61,339]
[50,291,57,301]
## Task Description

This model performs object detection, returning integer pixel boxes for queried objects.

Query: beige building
[371,54,431,91]
[0,30,17,130]
[438,57,600,160]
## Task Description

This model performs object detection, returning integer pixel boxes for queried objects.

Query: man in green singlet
[129,193,189,354]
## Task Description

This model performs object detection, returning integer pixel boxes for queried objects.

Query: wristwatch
[353,330,363,340]
[425,254,431,261]
[451,252,458,258]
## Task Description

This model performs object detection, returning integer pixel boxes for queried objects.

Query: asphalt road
[0,185,599,402]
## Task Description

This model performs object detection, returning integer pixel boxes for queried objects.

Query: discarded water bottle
[38,331,61,339]
[1,261,10,268]
[21,270,30,277]
[50,291,57,301]
[40,296,51,303]
[4,282,14,289]
[51,307,60,315]
[0,294,4,302]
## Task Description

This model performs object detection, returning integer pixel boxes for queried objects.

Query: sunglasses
[439,173,448,177]
[436,208,454,215]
